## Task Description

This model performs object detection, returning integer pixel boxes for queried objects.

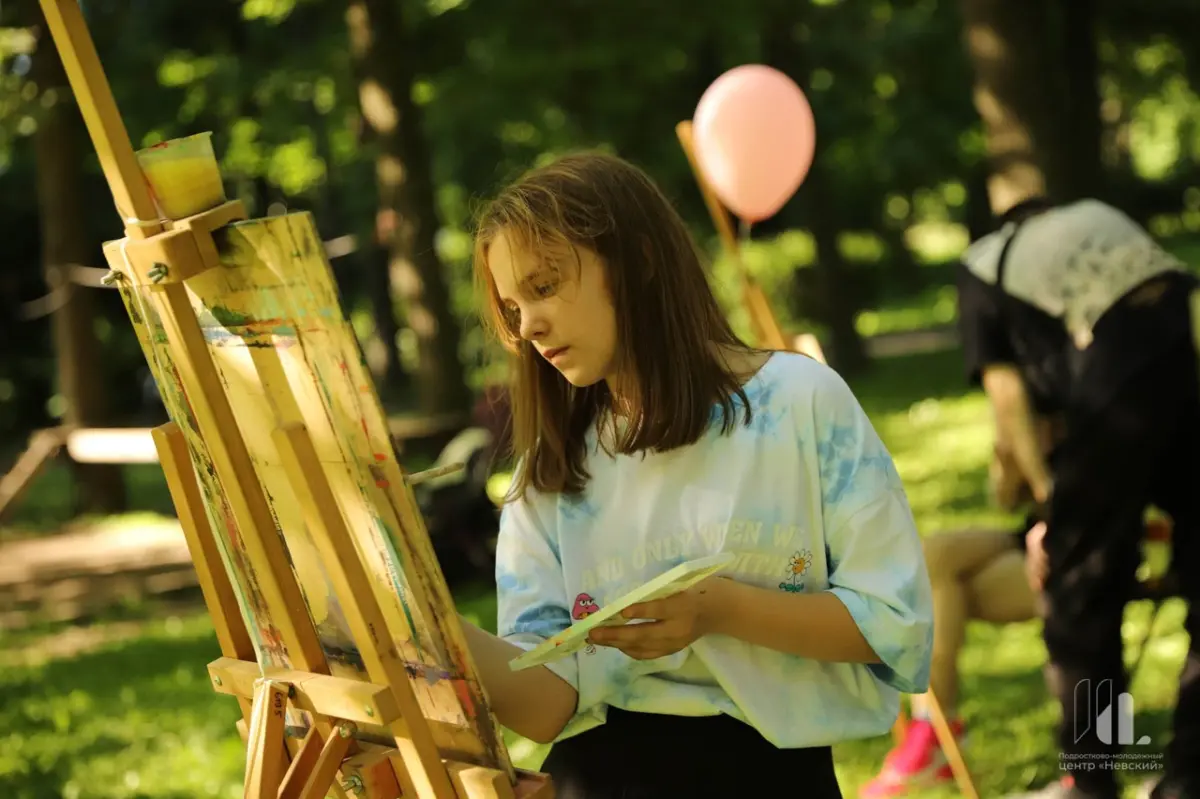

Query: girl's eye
[527,273,561,299]
[521,264,563,301]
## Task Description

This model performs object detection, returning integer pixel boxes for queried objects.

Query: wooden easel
[675,121,827,364]
[891,691,979,799]
[37,2,551,797]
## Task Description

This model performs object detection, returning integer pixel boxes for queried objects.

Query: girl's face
[488,229,619,389]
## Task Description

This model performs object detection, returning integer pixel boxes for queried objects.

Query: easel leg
[154,422,258,731]
[675,120,791,352]
[294,723,355,799]
[923,690,979,799]
[245,679,289,798]
[153,423,256,663]
[279,727,325,799]
[240,683,359,799]
[157,422,353,796]
[892,698,908,745]
[273,422,461,799]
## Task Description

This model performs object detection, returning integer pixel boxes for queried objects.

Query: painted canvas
[113,212,511,776]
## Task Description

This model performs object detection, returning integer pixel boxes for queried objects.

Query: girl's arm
[459,618,578,744]
[482,484,583,744]
[760,369,932,689]
[700,580,880,662]
[594,488,929,678]
[595,368,931,688]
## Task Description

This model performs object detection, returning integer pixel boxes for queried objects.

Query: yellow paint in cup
[135,132,226,220]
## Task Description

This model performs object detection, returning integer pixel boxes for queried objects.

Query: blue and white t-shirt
[495,351,933,748]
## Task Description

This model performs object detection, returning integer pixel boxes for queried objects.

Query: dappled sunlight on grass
[0,612,244,798]
[1126,600,1190,699]
[841,348,1021,533]
[877,392,1018,534]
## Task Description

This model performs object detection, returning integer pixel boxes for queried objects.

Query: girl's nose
[519,308,548,341]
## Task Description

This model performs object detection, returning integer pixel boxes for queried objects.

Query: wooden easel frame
[36,2,551,797]
[675,121,826,364]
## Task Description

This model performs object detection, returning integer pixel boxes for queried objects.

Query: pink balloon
[693,64,816,223]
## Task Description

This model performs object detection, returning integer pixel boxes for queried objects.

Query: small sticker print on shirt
[573,592,600,655]
[779,549,812,593]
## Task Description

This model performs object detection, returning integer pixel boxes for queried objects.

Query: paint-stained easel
[37,2,551,797]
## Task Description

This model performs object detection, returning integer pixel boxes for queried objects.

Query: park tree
[25,1,126,513]
[346,0,471,415]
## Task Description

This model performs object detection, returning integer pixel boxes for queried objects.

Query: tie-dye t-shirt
[495,351,934,747]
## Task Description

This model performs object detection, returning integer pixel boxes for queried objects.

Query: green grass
[2,346,1188,797]
[0,613,246,799]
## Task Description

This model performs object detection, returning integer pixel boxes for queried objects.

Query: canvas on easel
[36,1,552,796]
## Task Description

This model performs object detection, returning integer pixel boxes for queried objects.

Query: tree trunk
[312,112,406,401]
[883,226,923,291]
[346,0,471,415]
[965,163,995,238]
[1056,0,1104,201]
[365,243,406,397]
[959,0,1066,213]
[808,199,870,376]
[31,19,126,513]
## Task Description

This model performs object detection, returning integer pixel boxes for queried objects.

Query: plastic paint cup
[135,132,226,220]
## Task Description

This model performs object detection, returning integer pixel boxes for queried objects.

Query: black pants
[540,707,843,798]
[1042,283,1200,797]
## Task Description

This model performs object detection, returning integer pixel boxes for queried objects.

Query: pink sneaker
[860,718,963,798]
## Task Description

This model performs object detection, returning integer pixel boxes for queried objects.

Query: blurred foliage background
[2,0,1200,796]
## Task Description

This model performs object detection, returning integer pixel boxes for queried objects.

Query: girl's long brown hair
[473,152,758,499]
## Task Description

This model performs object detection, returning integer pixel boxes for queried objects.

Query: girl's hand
[587,578,725,660]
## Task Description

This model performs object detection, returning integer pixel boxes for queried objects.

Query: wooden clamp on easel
[675,120,827,365]
[38,2,552,797]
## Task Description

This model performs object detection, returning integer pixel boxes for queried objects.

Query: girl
[457,152,934,799]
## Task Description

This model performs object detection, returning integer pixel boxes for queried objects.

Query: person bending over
[955,196,1200,799]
